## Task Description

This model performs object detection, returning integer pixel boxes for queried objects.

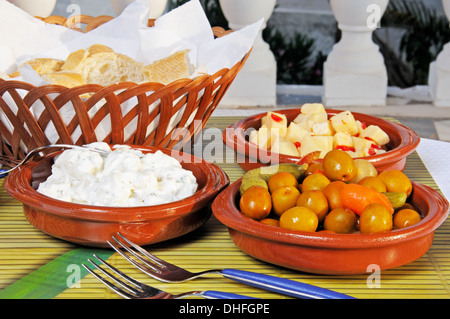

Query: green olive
[322,150,356,182]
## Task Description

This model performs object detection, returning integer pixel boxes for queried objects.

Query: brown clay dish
[5,145,229,247]
[212,178,449,275]
[223,108,420,172]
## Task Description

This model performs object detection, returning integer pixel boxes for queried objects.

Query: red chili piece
[270,113,284,122]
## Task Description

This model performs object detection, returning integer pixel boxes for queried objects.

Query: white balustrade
[429,0,450,107]
[323,0,389,107]
[7,0,57,17]
[218,0,277,107]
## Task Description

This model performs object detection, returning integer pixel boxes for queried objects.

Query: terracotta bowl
[223,108,420,172]
[212,179,449,275]
[4,145,229,248]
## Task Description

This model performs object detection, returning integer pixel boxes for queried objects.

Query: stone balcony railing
[9,0,450,108]
[217,0,450,108]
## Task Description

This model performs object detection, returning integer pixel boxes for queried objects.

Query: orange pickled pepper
[340,183,394,215]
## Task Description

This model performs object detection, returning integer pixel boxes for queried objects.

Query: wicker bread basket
[0,15,249,167]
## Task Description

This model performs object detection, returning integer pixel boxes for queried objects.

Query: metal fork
[0,144,108,177]
[82,254,255,299]
[108,233,356,299]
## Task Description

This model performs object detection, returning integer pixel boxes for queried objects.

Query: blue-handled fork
[83,254,255,299]
[108,233,355,299]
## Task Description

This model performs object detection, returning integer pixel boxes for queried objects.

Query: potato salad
[37,142,198,207]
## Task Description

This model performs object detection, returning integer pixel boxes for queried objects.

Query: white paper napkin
[0,0,80,68]
[1,0,263,76]
[416,138,450,201]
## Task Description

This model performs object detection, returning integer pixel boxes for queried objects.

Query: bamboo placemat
[0,116,449,299]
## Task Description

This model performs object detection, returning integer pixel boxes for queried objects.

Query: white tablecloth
[416,138,450,201]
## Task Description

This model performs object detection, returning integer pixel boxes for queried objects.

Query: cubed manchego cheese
[330,111,359,135]
[271,136,300,157]
[307,113,328,127]
[284,122,311,143]
[312,121,334,136]
[293,113,310,125]
[355,120,367,136]
[269,127,284,140]
[352,136,373,151]
[352,136,380,157]
[360,125,390,146]
[301,103,326,115]
[249,125,272,149]
[333,132,354,149]
[349,150,364,158]
[261,112,288,136]
[299,135,333,158]
[297,120,311,131]
[295,113,328,131]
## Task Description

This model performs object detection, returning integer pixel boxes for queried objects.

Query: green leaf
[0,248,114,299]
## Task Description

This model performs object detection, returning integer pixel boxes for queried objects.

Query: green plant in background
[378,0,450,87]
[263,26,325,85]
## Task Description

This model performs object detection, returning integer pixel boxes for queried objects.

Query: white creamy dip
[37,142,198,207]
